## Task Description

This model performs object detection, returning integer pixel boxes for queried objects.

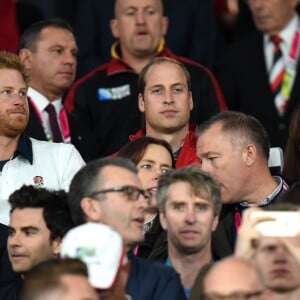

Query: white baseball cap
[60,222,126,289]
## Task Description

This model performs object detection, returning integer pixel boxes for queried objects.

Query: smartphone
[249,210,300,237]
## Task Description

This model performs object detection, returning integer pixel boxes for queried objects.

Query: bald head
[203,256,265,299]
[114,0,164,17]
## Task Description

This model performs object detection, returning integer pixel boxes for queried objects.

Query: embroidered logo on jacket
[97,84,130,101]
[33,176,44,187]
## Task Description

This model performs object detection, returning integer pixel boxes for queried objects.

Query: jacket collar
[107,38,176,75]
[13,133,33,164]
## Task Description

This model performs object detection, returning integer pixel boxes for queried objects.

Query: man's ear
[138,93,145,113]
[80,197,102,222]
[110,19,120,39]
[211,215,219,232]
[189,91,193,111]
[243,144,256,167]
[159,212,167,230]
[51,237,62,256]
[161,16,169,37]
[19,49,33,70]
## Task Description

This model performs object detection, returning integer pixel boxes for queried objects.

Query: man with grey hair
[197,111,288,259]
[215,0,300,149]
[155,165,222,299]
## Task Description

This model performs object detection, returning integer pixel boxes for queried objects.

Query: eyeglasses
[202,290,264,300]
[88,185,152,205]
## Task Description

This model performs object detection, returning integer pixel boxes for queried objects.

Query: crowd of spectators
[1,0,300,299]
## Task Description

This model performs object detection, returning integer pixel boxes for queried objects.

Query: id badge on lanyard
[29,97,71,143]
[280,23,300,100]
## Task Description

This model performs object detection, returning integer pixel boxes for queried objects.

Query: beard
[0,110,29,137]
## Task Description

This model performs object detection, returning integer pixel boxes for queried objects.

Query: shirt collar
[264,14,299,48]
[279,14,299,48]
[28,87,62,114]
[14,133,33,164]
[107,38,168,75]
[111,38,166,60]
[239,176,287,208]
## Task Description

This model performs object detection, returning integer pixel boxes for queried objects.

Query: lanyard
[28,97,71,143]
[280,21,300,100]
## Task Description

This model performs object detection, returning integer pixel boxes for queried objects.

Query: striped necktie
[269,35,286,116]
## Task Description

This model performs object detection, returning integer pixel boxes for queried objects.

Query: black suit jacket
[212,182,288,260]
[216,31,300,148]
[212,205,235,259]
[0,224,20,287]
[25,100,98,162]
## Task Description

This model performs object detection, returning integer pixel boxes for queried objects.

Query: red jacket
[64,40,226,157]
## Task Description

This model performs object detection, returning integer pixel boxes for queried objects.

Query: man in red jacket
[130,57,200,169]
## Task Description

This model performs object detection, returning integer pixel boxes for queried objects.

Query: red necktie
[45,104,63,142]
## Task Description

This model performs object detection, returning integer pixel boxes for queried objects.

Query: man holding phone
[235,206,300,300]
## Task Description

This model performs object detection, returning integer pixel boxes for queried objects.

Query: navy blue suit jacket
[127,252,187,300]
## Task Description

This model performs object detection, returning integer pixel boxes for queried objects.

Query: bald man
[202,256,272,300]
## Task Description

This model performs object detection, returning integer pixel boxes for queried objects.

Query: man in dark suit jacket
[0,223,21,296]
[215,0,300,149]
[26,100,97,162]
[19,18,97,162]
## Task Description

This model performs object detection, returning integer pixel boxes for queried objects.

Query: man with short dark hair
[1,185,74,299]
[130,57,200,168]
[8,185,73,274]
[19,18,97,161]
[68,157,187,300]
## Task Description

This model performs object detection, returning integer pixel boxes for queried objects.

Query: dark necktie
[45,104,63,142]
[269,35,286,115]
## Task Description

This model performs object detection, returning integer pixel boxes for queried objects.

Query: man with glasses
[202,256,271,300]
[68,157,186,300]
